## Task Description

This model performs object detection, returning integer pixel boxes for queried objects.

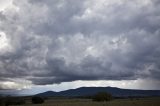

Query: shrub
[0,97,5,106]
[5,97,25,106]
[92,92,113,102]
[32,96,44,104]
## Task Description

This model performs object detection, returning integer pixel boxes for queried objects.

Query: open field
[10,97,160,106]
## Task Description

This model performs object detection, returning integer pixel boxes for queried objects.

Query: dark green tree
[32,96,44,104]
[5,97,25,106]
[92,92,113,102]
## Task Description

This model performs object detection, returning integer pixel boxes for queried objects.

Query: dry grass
[11,97,160,106]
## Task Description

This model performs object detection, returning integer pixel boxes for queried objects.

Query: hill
[36,87,160,97]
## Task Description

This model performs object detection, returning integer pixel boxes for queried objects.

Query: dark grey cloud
[0,0,160,89]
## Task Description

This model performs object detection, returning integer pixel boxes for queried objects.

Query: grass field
[10,97,160,106]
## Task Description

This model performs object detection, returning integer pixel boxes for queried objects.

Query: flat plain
[10,97,160,106]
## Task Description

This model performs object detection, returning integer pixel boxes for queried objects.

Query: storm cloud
[0,0,160,89]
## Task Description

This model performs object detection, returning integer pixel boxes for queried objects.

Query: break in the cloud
[0,0,160,89]
[0,0,13,11]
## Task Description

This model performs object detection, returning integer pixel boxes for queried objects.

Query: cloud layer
[0,0,160,89]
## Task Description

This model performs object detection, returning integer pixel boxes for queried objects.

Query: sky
[0,0,160,95]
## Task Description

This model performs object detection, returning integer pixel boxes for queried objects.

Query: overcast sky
[0,0,160,94]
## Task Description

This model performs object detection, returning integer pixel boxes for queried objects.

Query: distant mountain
[36,91,58,97]
[36,87,160,97]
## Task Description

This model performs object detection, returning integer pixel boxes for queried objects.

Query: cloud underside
[0,0,160,89]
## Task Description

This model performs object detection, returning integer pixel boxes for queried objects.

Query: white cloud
[0,32,13,55]
[0,0,13,11]
[0,79,32,90]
